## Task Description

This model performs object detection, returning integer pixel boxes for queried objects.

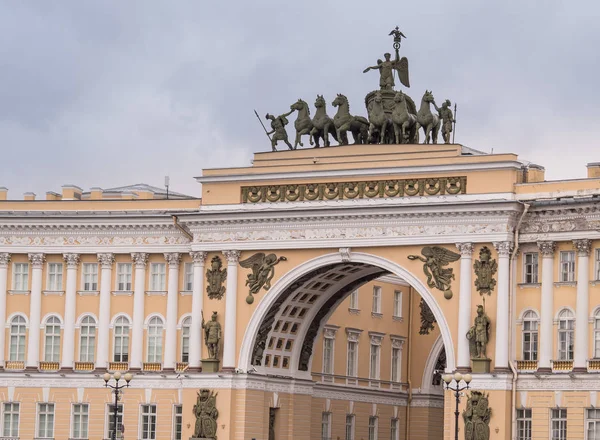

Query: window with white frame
[391,344,402,382]
[522,311,539,361]
[595,309,600,359]
[368,416,378,440]
[44,316,61,362]
[9,315,26,361]
[47,262,63,291]
[173,405,183,440]
[140,404,157,440]
[82,263,98,291]
[106,404,123,439]
[113,316,130,362]
[323,336,334,374]
[372,286,381,314]
[390,418,399,440]
[12,263,29,290]
[560,251,575,282]
[516,408,531,440]
[79,316,96,362]
[551,408,567,440]
[2,402,20,437]
[181,317,191,363]
[370,340,381,380]
[72,403,89,440]
[347,340,358,377]
[595,249,600,281]
[321,412,331,440]
[116,263,132,291]
[587,408,600,440]
[349,289,359,309]
[147,317,164,363]
[345,414,354,440]
[184,263,193,291]
[557,309,574,361]
[149,263,166,291]
[37,403,55,439]
[523,252,539,284]
[393,291,402,318]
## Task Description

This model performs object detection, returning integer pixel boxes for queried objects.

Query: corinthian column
[222,250,240,371]
[538,241,556,372]
[61,253,80,369]
[493,242,512,371]
[455,243,474,371]
[130,253,148,369]
[573,239,592,372]
[27,253,45,369]
[189,252,208,370]
[0,253,11,369]
[164,252,181,370]
[97,253,115,369]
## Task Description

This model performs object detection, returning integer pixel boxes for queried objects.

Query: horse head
[374,91,383,104]
[290,99,309,114]
[314,95,326,108]
[332,93,348,108]
[423,90,435,103]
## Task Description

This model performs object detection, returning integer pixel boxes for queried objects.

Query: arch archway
[239,251,455,376]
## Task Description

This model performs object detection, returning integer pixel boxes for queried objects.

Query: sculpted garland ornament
[408,246,460,299]
[239,253,287,304]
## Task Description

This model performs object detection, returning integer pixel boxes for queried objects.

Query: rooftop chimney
[23,192,36,201]
[90,187,104,200]
[587,162,600,179]
[61,184,83,200]
[0,187,7,201]
[45,191,61,201]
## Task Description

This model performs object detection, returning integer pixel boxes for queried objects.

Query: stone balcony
[551,360,573,372]
[108,362,129,372]
[143,362,162,372]
[39,361,59,372]
[74,361,95,372]
[516,360,538,372]
[4,360,24,370]
[175,362,189,373]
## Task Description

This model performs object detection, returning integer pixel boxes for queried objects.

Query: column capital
[0,253,11,268]
[190,251,208,265]
[164,252,181,267]
[455,243,474,257]
[97,253,115,269]
[493,241,513,257]
[537,241,556,257]
[222,250,241,264]
[131,252,149,268]
[28,253,45,269]
[63,253,81,269]
[573,239,592,257]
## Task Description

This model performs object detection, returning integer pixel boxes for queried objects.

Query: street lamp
[442,372,472,440]
[103,371,133,440]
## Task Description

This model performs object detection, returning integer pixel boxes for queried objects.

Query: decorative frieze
[346,328,362,343]
[369,332,385,346]
[0,234,189,247]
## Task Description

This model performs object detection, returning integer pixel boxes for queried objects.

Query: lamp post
[442,372,472,440]
[103,371,133,440]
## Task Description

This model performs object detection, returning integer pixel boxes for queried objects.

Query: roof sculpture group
[259,27,456,151]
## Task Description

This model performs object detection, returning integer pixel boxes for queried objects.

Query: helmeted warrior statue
[467,305,491,359]
[202,311,222,360]
[265,111,294,151]
[192,389,219,440]
[432,99,455,144]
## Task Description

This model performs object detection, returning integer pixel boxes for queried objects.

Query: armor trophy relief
[255,26,457,150]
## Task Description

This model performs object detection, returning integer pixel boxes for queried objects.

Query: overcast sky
[1,1,599,199]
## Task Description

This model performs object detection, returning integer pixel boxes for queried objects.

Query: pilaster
[455,242,474,372]
[189,251,208,370]
[164,252,181,370]
[222,250,241,370]
[538,241,556,372]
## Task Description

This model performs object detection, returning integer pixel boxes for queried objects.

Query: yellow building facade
[0,146,599,440]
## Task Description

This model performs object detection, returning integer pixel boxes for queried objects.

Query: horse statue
[391,91,418,144]
[331,94,369,145]
[310,95,338,147]
[417,90,441,144]
[367,91,393,144]
[289,99,314,149]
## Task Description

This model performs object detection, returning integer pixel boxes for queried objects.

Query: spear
[452,103,457,144]
[254,109,272,141]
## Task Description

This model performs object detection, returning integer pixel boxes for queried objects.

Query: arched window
[79,316,97,362]
[147,317,164,363]
[522,311,539,361]
[557,309,574,361]
[181,317,191,363]
[113,316,130,362]
[9,316,27,361]
[594,309,600,359]
[44,316,61,362]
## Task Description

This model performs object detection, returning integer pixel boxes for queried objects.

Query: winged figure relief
[239,252,287,304]
[408,246,460,299]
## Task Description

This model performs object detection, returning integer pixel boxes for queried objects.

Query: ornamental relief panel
[0,234,190,247]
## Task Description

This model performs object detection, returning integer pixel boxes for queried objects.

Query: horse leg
[393,123,400,144]
[367,123,375,144]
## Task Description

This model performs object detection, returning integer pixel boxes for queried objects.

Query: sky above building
[1,1,599,199]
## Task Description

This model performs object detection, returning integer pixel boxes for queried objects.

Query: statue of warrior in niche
[202,311,221,360]
[467,305,491,359]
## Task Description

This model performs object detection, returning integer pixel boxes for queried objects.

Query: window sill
[392,316,404,322]
[553,282,577,287]
[371,312,383,319]
[43,290,64,296]
[111,290,133,296]
[348,308,360,315]
[179,290,193,296]
[590,280,600,286]
[8,290,30,295]
[518,283,541,289]
[77,290,99,296]
[145,290,167,296]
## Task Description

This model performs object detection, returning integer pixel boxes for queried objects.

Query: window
[596,249,600,281]
[551,408,567,440]
[113,316,130,362]
[523,252,539,284]
[370,343,380,380]
[372,286,381,314]
[557,309,574,361]
[181,317,191,363]
[82,263,98,291]
[37,403,55,439]
[147,317,164,363]
[140,404,157,440]
[79,316,96,362]
[349,289,359,309]
[347,340,358,377]
[173,405,183,440]
[44,316,61,362]
[368,416,378,440]
[149,263,166,291]
[345,414,354,440]
[47,263,63,291]
[323,337,334,374]
[2,402,19,437]
[116,263,132,291]
[595,309,600,359]
[321,412,331,440]
[587,408,600,440]
[72,403,89,439]
[391,346,401,382]
[184,263,193,291]
[393,291,402,318]
[560,251,575,282]
[106,404,123,440]
[13,263,29,290]
[9,315,26,361]
[516,408,531,440]
[522,311,539,361]
[390,418,399,440]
